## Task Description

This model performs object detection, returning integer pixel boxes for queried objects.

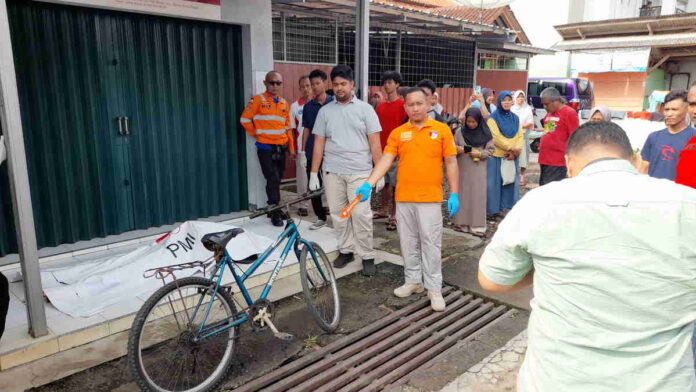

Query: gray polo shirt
[312,94,382,175]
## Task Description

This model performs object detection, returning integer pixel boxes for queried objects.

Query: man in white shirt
[290,75,313,216]
[479,121,696,391]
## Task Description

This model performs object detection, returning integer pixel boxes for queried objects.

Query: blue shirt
[302,95,334,161]
[641,127,696,180]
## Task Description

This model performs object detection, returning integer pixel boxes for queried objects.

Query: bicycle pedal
[274,332,295,341]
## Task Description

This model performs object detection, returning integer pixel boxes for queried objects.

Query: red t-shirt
[676,135,696,189]
[376,99,407,149]
[540,105,580,166]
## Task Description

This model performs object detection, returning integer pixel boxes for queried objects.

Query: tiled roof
[373,0,460,11]
[431,6,504,24]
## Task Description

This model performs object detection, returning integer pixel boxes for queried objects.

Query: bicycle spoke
[132,280,237,392]
[301,243,340,332]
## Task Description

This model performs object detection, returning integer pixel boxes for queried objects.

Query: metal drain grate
[230,287,511,392]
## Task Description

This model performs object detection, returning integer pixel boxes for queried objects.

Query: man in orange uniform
[356,87,460,311]
[240,71,295,226]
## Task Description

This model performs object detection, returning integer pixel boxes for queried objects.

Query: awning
[272,0,514,40]
[552,32,696,51]
[478,41,554,55]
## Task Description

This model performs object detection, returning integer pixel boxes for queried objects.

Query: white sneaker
[428,290,446,312]
[309,220,326,230]
[393,283,424,298]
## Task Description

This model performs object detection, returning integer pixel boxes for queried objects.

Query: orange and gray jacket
[240,92,295,152]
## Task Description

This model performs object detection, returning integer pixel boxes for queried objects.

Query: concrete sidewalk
[439,331,527,392]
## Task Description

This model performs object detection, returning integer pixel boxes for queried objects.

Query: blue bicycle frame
[188,219,314,340]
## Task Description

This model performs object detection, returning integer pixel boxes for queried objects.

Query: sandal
[453,225,469,233]
[373,212,388,219]
[386,218,397,231]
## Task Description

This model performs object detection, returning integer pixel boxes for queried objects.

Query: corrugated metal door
[5,1,129,253]
[118,15,247,230]
[1,1,246,256]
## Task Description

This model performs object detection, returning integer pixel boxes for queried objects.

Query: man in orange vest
[241,71,295,226]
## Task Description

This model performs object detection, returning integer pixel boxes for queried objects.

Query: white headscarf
[511,90,533,125]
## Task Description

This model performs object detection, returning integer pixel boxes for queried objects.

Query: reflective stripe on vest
[240,118,252,123]
[256,128,288,135]
[253,114,286,122]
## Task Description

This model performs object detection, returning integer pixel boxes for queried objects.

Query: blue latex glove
[447,193,459,217]
[356,182,373,202]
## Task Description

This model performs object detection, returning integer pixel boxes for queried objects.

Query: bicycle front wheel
[299,242,341,332]
[127,277,239,392]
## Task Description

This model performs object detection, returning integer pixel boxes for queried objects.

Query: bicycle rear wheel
[299,242,341,332]
[127,277,239,392]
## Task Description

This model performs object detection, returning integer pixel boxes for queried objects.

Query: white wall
[221,0,274,209]
[688,0,696,12]
[661,0,678,14]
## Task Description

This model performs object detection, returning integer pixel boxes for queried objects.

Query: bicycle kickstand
[253,308,295,341]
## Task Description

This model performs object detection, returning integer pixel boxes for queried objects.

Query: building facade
[0,0,275,258]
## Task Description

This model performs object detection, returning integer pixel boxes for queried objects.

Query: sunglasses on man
[266,81,283,86]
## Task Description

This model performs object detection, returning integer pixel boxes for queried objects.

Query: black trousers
[540,164,567,186]
[0,271,9,340]
[257,145,286,206]
[306,158,327,221]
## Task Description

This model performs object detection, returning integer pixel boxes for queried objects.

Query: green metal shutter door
[119,15,247,229]
[4,1,122,253]
[0,1,247,256]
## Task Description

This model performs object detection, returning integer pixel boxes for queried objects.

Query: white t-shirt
[290,100,306,152]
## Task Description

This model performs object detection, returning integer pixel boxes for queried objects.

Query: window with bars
[478,53,528,71]
[273,16,338,64]
[272,16,476,88]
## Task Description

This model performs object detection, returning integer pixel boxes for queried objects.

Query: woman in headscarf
[453,107,494,237]
[589,105,612,122]
[511,90,534,185]
[486,90,523,216]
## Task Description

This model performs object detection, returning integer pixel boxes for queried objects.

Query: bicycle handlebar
[248,189,325,220]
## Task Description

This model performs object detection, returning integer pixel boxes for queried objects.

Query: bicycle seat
[201,228,245,252]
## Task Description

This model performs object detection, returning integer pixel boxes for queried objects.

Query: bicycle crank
[249,299,294,341]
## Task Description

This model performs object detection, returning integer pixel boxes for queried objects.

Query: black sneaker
[333,252,354,268]
[298,208,309,217]
[362,258,376,276]
[271,212,283,227]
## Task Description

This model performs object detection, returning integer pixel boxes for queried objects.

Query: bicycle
[127,190,340,392]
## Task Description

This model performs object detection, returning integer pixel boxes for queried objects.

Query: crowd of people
[241,65,695,390]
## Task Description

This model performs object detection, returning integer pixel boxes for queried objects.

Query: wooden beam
[650,55,671,72]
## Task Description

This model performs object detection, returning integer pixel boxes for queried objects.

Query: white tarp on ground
[35,221,273,317]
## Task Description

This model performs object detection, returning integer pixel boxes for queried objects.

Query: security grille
[272,16,475,88]
[273,16,338,64]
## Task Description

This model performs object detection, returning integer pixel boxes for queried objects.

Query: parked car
[527,77,594,111]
